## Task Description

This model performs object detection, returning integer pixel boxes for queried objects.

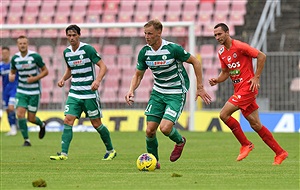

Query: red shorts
[228,92,259,117]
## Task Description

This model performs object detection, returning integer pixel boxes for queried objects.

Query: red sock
[257,126,284,155]
[225,116,250,146]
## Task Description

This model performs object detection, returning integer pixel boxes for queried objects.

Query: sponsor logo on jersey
[146,57,151,60]
[227,61,240,69]
[233,52,237,58]
[162,55,167,60]
[218,47,224,54]
[232,78,243,84]
[154,60,166,65]
[227,56,232,62]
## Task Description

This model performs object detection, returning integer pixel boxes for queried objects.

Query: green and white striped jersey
[11,50,45,95]
[63,42,101,99]
[137,39,191,94]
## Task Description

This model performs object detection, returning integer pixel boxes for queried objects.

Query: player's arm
[209,67,230,86]
[249,51,266,92]
[186,55,212,105]
[27,65,48,83]
[125,69,145,105]
[9,69,16,82]
[91,59,107,91]
[57,67,72,88]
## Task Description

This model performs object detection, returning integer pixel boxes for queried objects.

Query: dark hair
[17,35,28,40]
[144,19,163,31]
[2,46,10,51]
[66,24,81,35]
[214,23,229,32]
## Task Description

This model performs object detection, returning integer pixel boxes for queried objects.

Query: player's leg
[144,91,164,164]
[27,94,45,139]
[50,97,80,160]
[244,104,288,165]
[221,100,253,161]
[162,93,186,162]
[3,92,17,136]
[15,93,31,146]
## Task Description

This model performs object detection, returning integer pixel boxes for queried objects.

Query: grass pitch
[1,131,299,189]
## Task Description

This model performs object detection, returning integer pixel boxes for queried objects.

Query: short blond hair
[144,19,163,32]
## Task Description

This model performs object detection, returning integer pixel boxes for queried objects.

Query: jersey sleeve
[136,48,148,71]
[35,54,45,68]
[237,40,259,58]
[10,55,17,70]
[173,44,191,62]
[88,45,101,64]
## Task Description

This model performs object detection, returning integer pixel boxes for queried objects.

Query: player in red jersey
[209,23,288,165]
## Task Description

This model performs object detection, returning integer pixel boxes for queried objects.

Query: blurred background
[1,0,299,113]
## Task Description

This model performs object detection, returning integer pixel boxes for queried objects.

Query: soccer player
[125,19,212,169]
[50,25,117,161]
[9,36,48,146]
[209,23,288,165]
[1,46,18,136]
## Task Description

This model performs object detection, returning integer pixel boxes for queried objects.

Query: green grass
[1,131,299,190]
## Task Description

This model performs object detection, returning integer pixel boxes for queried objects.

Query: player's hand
[208,78,218,86]
[27,75,36,83]
[9,73,16,82]
[91,81,100,91]
[196,88,212,105]
[57,79,64,87]
[248,77,260,92]
[125,92,134,105]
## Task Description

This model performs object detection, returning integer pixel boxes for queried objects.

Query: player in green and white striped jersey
[9,35,48,146]
[125,19,212,168]
[50,25,116,161]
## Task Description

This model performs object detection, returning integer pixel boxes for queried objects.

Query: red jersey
[217,39,259,95]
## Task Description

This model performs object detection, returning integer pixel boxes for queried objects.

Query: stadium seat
[171,27,187,37]
[23,15,37,24]
[8,3,24,17]
[72,4,87,17]
[86,14,100,23]
[7,15,21,24]
[214,0,230,15]
[73,0,89,6]
[102,45,118,55]
[228,14,245,26]
[103,0,120,15]
[27,29,42,38]
[11,29,26,38]
[182,0,199,18]
[231,1,247,16]
[107,28,122,37]
[38,15,53,24]
[134,89,151,103]
[24,4,40,18]
[101,88,118,103]
[123,27,138,37]
[70,15,85,24]
[51,87,64,104]
[87,0,104,15]
[40,89,51,104]
[213,14,228,25]
[201,23,215,37]
[42,29,58,38]
[199,44,215,59]
[40,2,56,17]
[0,30,10,38]
[56,3,71,17]
[91,28,107,37]
[167,3,182,18]
[119,0,136,17]
[54,15,69,24]
[119,44,133,55]
[150,1,168,21]
[39,45,54,58]
[135,0,151,17]
[118,56,133,69]
[102,14,117,23]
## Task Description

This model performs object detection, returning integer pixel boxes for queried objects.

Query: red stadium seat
[0,30,10,38]
[27,29,42,38]
[11,29,26,38]
[86,14,100,23]
[8,3,24,17]
[119,44,133,55]
[199,44,215,59]
[167,3,182,18]
[54,15,69,24]
[119,0,136,17]
[56,3,71,17]
[231,1,247,15]
[214,0,230,15]
[23,15,37,24]
[72,4,87,17]
[24,4,40,17]
[7,15,21,24]
[40,2,56,17]
[123,27,138,37]
[39,45,54,59]
[102,14,117,23]
[101,88,118,103]
[38,15,53,24]
[103,0,120,15]
[135,0,151,17]
[228,14,245,26]
[182,0,199,18]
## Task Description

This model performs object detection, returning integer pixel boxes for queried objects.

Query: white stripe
[154,80,181,87]
[71,76,93,82]
[71,67,92,74]
[153,86,182,94]
[18,83,39,88]
[65,50,86,57]
[153,64,177,75]
[70,85,91,91]
[17,89,40,95]
[69,92,96,99]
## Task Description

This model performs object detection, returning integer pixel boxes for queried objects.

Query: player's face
[144,25,161,47]
[1,49,10,62]
[214,27,229,45]
[66,30,80,48]
[17,38,28,54]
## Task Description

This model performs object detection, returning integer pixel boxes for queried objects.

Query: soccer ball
[136,153,157,171]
